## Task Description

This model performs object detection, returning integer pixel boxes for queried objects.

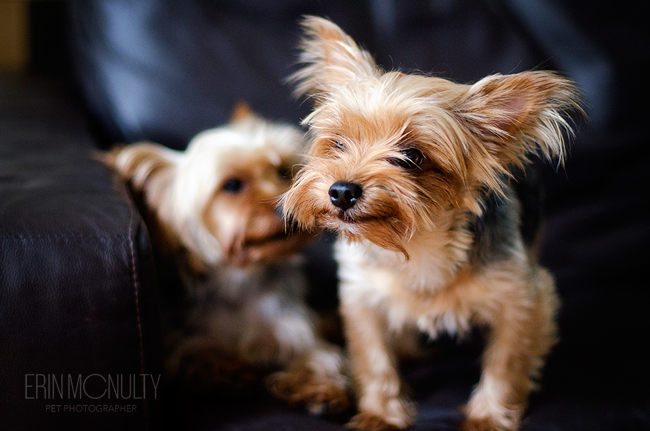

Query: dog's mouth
[335,210,357,223]
[327,209,412,255]
[227,227,312,267]
[243,229,292,247]
[332,208,389,225]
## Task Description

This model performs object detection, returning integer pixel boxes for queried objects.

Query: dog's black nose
[329,181,363,210]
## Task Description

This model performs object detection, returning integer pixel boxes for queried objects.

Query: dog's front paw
[347,411,411,431]
[462,388,521,431]
[459,417,510,431]
[347,397,415,431]
[266,368,350,416]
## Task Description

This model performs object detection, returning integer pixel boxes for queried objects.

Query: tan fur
[282,17,581,431]
[108,104,350,414]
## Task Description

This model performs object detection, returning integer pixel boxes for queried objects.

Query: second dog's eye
[390,147,425,169]
[222,177,244,193]
[277,165,293,181]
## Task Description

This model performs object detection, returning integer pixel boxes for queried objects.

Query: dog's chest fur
[335,222,482,338]
[336,185,529,339]
[181,259,309,342]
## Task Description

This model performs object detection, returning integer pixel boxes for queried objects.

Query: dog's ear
[291,15,378,97]
[109,142,185,258]
[230,101,254,122]
[460,71,582,170]
[111,142,179,203]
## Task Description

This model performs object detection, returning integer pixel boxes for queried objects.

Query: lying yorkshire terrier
[282,16,581,431]
[109,103,349,415]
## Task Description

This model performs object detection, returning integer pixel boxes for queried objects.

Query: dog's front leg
[342,297,415,431]
[462,266,559,431]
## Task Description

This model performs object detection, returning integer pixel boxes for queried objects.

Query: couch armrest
[0,76,163,430]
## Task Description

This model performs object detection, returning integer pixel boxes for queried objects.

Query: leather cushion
[0,76,163,431]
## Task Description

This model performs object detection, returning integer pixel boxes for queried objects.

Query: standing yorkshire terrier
[109,103,349,416]
[282,17,581,431]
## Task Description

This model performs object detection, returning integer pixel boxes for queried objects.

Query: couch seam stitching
[128,208,149,431]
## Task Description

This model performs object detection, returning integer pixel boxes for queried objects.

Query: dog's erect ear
[460,71,582,170]
[230,101,254,122]
[291,15,378,97]
[110,142,179,202]
[109,142,184,258]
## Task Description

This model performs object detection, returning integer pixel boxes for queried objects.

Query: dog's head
[282,16,581,255]
[111,103,308,272]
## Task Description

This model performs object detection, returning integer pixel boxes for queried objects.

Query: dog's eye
[390,147,425,169]
[222,177,244,193]
[277,165,293,181]
[333,140,345,150]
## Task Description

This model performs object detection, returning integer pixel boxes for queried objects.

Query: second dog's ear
[110,142,182,257]
[111,142,179,200]
[291,15,378,98]
[110,143,181,234]
[230,101,254,122]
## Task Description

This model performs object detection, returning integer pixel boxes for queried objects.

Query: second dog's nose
[329,181,363,210]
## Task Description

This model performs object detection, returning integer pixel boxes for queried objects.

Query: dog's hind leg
[266,341,351,416]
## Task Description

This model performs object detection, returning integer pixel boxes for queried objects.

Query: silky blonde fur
[109,103,349,415]
[282,16,581,431]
